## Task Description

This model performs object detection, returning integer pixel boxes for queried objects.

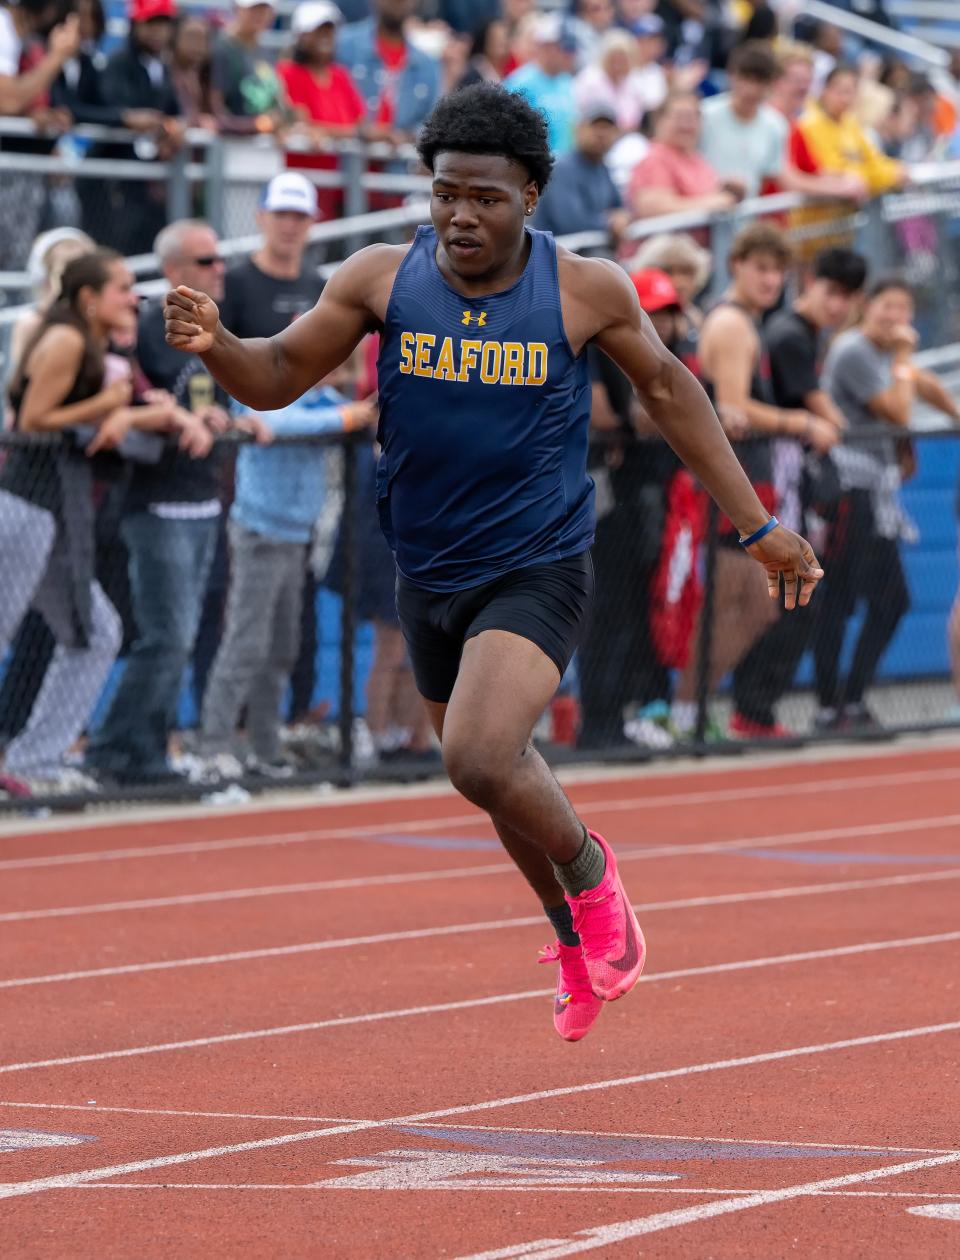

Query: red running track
[1,742,960,1258]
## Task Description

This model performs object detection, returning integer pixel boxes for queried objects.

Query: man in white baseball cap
[217,171,321,344]
[259,170,320,218]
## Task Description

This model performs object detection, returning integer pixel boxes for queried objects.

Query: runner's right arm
[163,244,398,410]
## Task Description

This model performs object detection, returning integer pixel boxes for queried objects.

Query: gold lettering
[526,343,548,387]
[398,331,415,375]
[457,339,482,382]
[433,335,457,382]
[500,342,526,386]
[480,341,503,384]
[413,332,436,378]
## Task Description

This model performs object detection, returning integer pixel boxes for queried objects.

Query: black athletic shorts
[395,552,594,704]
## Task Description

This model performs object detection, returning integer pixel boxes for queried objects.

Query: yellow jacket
[797,101,903,195]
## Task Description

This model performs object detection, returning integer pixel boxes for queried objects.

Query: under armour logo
[461,310,487,327]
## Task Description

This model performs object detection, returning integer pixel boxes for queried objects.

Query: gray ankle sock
[551,829,606,897]
[544,901,579,946]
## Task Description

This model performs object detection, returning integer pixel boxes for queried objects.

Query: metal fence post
[166,145,191,225]
[203,135,226,237]
[337,434,359,781]
[706,214,735,304]
[341,145,369,256]
[857,196,890,274]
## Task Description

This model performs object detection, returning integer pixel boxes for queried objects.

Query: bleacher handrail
[3,155,960,320]
[0,115,420,163]
[802,0,950,67]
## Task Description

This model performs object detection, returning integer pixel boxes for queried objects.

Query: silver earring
[525,207,534,217]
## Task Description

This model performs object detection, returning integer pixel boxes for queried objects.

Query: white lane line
[454,1151,960,1259]
[0,1101,363,1124]
[1,1019,959,1202]
[0,1109,945,1157]
[1,765,956,873]
[2,929,958,1075]
[4,881,960,990]
[4,812,959,924]
[62,1185,960,1200]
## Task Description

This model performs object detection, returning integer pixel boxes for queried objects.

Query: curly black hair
[417,83,555,194]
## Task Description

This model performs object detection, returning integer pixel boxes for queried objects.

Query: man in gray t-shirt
[699,42,786,199]
[822,325,900,535]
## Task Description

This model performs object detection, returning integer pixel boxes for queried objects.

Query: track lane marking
[63,1185,960,1200]
[454,1152,960,1258]
[1,765,956,873]
[2,929,958,1073]
[3,890,960,989]
[1,1019,959,1201]
[0,1102,363,1123]
[3,813,959,923]
[0,1108,946,1156]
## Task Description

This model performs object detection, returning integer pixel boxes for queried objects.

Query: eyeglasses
[188,255,224,266]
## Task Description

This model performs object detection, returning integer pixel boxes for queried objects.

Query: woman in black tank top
[0,250,148,791]
[669,225,817,741]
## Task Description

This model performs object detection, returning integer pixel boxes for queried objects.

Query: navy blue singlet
[375,225,595,592]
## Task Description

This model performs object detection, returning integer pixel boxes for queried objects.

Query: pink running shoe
[538,941,604,1042]
[564,831,646,1002]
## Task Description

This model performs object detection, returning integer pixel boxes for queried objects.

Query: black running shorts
[395,552,594,704]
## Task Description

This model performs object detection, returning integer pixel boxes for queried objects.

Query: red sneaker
[538,941,604,1042]
[563,832,646,1002]
[729,711,793,740]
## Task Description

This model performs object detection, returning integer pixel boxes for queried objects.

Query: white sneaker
[351,718,378,768]
[180,752,246,785]
[246,756,297,780]
[21,767,101,796]
[623,717,674,751]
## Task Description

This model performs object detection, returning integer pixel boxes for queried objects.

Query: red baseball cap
[631,268,682,313]
[128,0,177,21]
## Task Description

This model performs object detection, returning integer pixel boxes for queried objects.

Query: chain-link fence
[2,138,960,810]
[1,421,957,812]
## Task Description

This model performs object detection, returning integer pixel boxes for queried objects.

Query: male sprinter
[164,85,822,1042]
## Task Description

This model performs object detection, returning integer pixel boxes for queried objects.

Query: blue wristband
[739,516,780,549]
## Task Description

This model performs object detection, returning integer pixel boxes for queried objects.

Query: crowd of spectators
[2,0,960,260]
[2,0,960,796]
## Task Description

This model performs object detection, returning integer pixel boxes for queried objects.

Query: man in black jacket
[92,0,185,254]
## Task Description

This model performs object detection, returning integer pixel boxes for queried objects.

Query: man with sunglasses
[87,219,265,787]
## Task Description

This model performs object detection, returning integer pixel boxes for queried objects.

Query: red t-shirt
[277,61,365,127]
[788,119,819,174]
[374,33,407,127]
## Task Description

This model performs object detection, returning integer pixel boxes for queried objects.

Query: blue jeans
[87,512,218,776]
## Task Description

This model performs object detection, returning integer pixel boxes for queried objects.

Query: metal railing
[805,0,952,66]
[0,117,430,305]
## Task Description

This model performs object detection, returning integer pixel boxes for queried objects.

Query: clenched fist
[164,286,220,355]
